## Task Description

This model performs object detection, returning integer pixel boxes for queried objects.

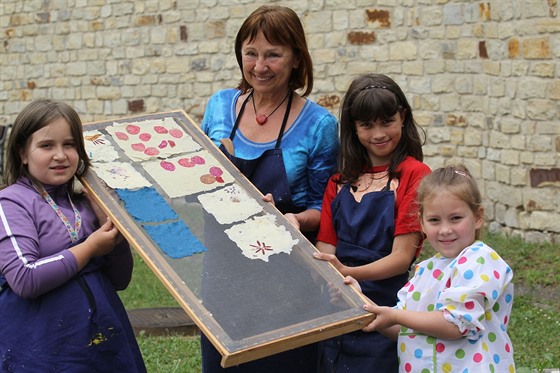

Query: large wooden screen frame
[80,111,374,367]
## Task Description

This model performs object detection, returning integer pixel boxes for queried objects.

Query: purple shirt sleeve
[0,179,133,298]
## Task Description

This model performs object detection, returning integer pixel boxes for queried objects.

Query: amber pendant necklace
[252,91,290,125]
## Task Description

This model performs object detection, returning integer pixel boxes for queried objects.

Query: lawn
[118,231,560,372]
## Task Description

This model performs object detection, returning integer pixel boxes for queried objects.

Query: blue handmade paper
[142,221,206,259]
[116,187,178,222]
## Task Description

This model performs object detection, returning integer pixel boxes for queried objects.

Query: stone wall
[1,0,558,243]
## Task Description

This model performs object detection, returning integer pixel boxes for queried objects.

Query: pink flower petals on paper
[178,158,195,168]
[139,133,152,142]
[178,155,205,168]
[131,143,145,152]
[209,166,223,177]
[169,128,184,138]
[126,124,141,135]
[141,150,232,197]
[144,147,159,156]
[168,155,225,184]
[106,118,201,162]
[191,156,205,165]
[209,166,225,183]
[153,125,168,134]
[115,131,129,141]
[160,161,176,171]
[201,166,225,184]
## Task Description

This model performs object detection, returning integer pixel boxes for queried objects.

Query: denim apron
[319,181,407,373]
[201,90,319,372]
[219,90,301,214]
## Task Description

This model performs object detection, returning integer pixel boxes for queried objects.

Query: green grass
[118,254,200,372]
[135,333,201,373]
[119,231,560,372]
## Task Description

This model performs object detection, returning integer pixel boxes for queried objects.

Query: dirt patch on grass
[515,284,560,310]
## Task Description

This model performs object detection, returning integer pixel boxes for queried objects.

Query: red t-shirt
[317,156,431,246]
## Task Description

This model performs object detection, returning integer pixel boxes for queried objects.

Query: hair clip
[77,159,85,175]
[362,84,388,90]
[454,170,468,177]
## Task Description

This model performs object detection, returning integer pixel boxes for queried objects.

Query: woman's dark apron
[318,181,407,373]
[200,91,319,372]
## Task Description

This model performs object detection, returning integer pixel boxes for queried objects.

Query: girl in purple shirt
[0,99,146,372]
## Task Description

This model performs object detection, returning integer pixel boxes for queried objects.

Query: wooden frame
[81,111,374,367]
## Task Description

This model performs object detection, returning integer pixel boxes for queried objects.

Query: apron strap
[229,92,252,140]
[229,90,294,149]
[274,90,293,149]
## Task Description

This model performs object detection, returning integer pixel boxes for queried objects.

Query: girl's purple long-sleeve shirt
[0,176,132,299]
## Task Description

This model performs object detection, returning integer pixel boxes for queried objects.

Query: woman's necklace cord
[252,91,290,125]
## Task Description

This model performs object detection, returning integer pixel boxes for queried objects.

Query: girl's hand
[328,276,362,308]
[361,303,397,332]
[312,251,347,274]
[69,217,122,270]
[326,281,346,308]
[84,217,121,257]
[342,275,362,292]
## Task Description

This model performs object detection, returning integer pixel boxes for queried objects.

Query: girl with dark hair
[313,74,431,372]
[0,99,146,372]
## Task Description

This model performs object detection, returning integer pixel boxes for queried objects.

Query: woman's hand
[263,193,301,230]
[262,193,275,205]
[284,213,300,230]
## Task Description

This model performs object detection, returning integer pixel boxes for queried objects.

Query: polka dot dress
[395,241,516,372]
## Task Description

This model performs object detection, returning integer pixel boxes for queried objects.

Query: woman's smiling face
[241,31,299,95]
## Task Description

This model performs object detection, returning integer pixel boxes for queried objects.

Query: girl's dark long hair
[337,73,425,184]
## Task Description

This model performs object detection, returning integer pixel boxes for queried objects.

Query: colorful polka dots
[473,352,483,363]
[395,241,515,372]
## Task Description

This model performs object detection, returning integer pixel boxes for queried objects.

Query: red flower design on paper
[250,241,272,255]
